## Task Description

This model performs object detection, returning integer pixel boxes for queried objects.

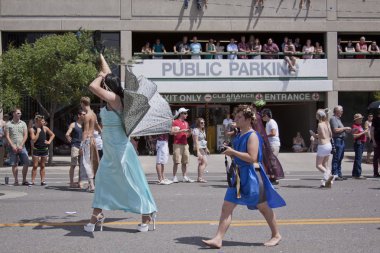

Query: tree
[0,31,120,163]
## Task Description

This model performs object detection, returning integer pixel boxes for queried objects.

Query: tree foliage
[0,30,120,163]
[0,31,119,115]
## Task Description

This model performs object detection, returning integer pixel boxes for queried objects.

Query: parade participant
[4,108,30,186]
[80,96,99,192]
[251,104,284,184]
[29,115,55,185]
[202,105,286,249]
[65,110,85,188]
[193,117,209,183]
[310,109,334,188]
[84,54,157,233]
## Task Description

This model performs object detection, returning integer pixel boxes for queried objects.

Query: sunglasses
[181,112,188,115]
[200,122,205,124]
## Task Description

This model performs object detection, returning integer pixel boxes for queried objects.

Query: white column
[120,30,132,86]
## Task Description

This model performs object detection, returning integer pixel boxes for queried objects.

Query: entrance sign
[162,92,325,104]
[132,59,328,78]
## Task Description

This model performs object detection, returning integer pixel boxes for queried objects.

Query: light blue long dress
[224,131,286,210]
[92,107,157,214]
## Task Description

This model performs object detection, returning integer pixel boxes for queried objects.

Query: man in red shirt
[352,113,368,179]
[171,107,194,183]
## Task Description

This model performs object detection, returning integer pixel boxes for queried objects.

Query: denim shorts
[9,147,29,166]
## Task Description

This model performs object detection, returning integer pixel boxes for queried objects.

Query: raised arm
[99,54,111,75]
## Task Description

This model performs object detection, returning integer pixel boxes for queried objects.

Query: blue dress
[92,107,157,214]
[224,131,286,210]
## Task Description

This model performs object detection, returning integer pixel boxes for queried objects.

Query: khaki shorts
[173,144,190,164]
[71,147,80,166]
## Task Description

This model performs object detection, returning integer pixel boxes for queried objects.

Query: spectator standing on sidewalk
[261,109,281,157]
[193,118,209,183]
[371,110,380,177]
[172,107,194,183]
[155,133,173,185]
[4,108,30,186]
[0,116,6,167]
[330,105,351,181]
[351,113,368,179]
[29,115,55,186]
[364,113,374,164]
[65,109,85,188]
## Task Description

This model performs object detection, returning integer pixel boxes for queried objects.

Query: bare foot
[264,235,282,247]
[202,239,222,249]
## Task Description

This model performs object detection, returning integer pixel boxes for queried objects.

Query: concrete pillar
[121,0,132,20]
[326,31,338,109]
[327,91,339,110]
[120,30,132,86]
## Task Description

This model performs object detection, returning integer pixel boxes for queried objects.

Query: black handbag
[226,161,237,188]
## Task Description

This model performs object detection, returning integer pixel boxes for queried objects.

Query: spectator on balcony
[284,39,297,74]
[345,40,355,59]
[141,42,152,59]
[215,40,225,59]
[294,37,302,52]
[281,36,289,53]
[263,38,279,59]
[302,39,314,59]
[152,38,166,59]
[227,38,238,60]
[368,41,380,59]
[174,36,191,59]
[337,38,343,59]
[238,36,249,59]
[205,38,216,59]
[314,42,324,59]
[190,36,202,60]
[251,38,262,60]
[355,36,368,59]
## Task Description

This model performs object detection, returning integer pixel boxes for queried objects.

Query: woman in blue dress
[203,105,286,249]
[83,54,157,233]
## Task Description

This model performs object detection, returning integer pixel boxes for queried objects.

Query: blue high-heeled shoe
[137,213,156,232]
[84,213,105,232]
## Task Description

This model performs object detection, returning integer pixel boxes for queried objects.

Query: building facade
[1,0,379,151]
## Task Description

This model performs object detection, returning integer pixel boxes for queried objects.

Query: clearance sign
[162,92,324,103]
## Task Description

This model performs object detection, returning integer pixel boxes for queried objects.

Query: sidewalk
[3,151,373,176]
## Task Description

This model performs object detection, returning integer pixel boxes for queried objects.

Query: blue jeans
[352,141,364,177]
[331,138,345,177]
[9,147,29,166]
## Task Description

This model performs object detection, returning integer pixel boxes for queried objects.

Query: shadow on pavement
[281,185,321,189]
[44,186,87,192]
[174,236,263,248]
[16,216,137,237]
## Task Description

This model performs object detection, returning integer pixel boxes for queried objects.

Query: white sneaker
[183,176,195,183]
[163,178,173,185]
[320,179,326,188]
[172,176,179,183]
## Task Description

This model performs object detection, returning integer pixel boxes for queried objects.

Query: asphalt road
[0,153,379,253]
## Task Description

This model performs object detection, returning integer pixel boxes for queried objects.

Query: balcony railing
[134,52,326,58]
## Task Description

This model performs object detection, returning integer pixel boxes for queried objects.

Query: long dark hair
[104,74,124,103]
